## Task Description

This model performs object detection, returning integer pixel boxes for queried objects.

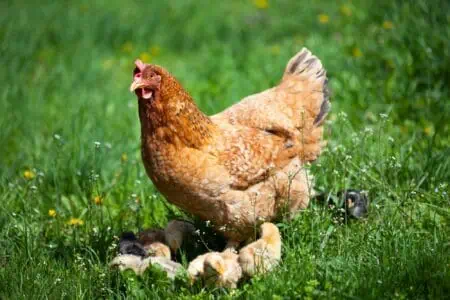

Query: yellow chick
[110,254,144,274]
[187,252,210,283]
[203,249,242,289]
[146,241,171,259]
[164,220,196,252]
[238,222,281,277]
[110,254,182,279]
[138,228,171,259]
[188,249,242,288]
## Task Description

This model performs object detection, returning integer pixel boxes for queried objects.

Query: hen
[130,48,329,244]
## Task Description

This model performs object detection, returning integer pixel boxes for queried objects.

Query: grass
[1,0,449,298]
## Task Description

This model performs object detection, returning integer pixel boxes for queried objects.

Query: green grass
[1,0,450,298]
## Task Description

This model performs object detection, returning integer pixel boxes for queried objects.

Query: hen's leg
[275,163,314,219]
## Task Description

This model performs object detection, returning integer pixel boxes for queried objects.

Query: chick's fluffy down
[238,222,281,277]
[188,249,242,288]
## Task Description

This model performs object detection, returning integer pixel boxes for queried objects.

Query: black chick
[314,189,369,219]
[119,231,148,257]
[337,189,369,219]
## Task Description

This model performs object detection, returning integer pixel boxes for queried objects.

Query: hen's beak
[130,80,144,92]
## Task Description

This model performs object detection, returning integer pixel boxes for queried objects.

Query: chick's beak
[216,264,225,275]
[130,79,143,92]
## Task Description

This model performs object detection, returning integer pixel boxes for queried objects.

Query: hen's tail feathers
[284,48,330,126]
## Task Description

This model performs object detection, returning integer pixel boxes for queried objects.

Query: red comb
[135,59,146,71]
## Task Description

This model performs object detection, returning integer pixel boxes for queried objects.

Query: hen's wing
[212,48,330,162]
[212,125,296,190]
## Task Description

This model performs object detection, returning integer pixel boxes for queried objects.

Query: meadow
[1,0,449,298]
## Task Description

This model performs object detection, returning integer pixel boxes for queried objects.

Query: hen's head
[130,59,162,101]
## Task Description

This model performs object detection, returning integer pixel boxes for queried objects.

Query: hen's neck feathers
[138,65,214,149]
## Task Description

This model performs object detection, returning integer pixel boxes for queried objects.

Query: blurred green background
[1,0,449,299]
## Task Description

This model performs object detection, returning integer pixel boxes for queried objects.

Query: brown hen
[129,48,329,244]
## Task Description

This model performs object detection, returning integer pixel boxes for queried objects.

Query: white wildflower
[364,127,374,135]
[338,111,348,119]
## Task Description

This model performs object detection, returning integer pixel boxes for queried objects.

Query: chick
[138,228,172,258]
[238,222,281,277]
[203,249,242,289]
[187,249,242,288]
[110,254,183,279]
[138,228,166,246]
[164,220,196,252]
[143,256,183,279]
[146,241,171,259]
[338,189,369,219]
[119,232,147,257]
[187,252,210,282]
[110,254,144,274]
[314,189,369,219]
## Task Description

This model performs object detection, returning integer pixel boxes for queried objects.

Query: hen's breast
[140,133,232,217]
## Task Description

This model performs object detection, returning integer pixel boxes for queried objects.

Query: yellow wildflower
[79,4,89,13]
[102,58,114,70]
[93,195,103,205]
[150,46,161,57]
[386,59,395,69]
[121,42,133,53]
[424,125,434,136]
[352,47,363,58]
[253,0,268,9]
[48,209,57,217]
[382,21,394,30]
[23,170,35,180]
[68,218,84,226]
[121,153,128,162]
[318,14,329,24]
[270,44,281,55]
[139,52,151,62]
[340,5,352,16]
